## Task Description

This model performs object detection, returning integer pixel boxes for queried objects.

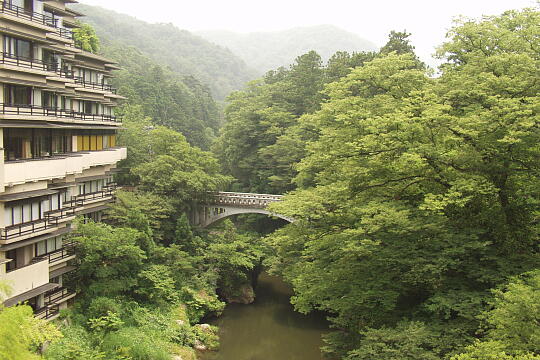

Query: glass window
[36,240,46,256]
[4,85,32,106]
[16,38,32,59]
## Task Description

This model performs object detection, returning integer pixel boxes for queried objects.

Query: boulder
[226,283,255,304]
[194,340,207,351]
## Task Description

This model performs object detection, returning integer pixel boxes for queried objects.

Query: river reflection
[200,272,328,360]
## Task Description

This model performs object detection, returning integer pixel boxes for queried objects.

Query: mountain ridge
[72,3,258,99]
[197,24,378,74]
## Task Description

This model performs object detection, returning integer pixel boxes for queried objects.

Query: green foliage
[344,322,439,360]
[206,220,264,297]
[88,311,125,333]
[44,325,105,360]
[136,265,179,305]
[487,271,540,353]
[73,22,100,53]
[70,220,147,298]
[0,305,62,360]
[101,327,171,360]
[264,7,540,358]
[214,32,423,194]
[180,287,225,323]
[106,41,221,149]
[73,3,256,99]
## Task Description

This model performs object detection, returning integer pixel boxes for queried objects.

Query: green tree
[0,305,62,360]
[266,7,540,357]
[73,22,100,53]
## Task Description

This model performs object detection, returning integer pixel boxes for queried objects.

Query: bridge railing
[205,192,283,208]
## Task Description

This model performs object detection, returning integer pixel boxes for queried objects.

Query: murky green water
[200,272,328,360]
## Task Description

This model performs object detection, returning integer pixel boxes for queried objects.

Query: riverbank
[200,272,328,360]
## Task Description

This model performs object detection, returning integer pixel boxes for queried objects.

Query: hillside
[101,39,220,150]
[73,4,257,99]
[197,25,378,75]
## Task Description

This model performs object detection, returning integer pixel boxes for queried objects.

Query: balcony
[53,27,73,40]
[1,257,49,298]
[74,77,117,93]
[35,304,59,320]
[46,243,75,265]
[73,186,116,205]
[0,207,76,242]
[3,147,127,186]
[0,53,74,78]
[0,2,57,28]
[0,104,120,123]
[44,286,75,305]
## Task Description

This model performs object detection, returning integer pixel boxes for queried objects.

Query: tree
[69,220,147,299]
[73,22,100,53]
[266,7,540,357]
[0,305,62,360]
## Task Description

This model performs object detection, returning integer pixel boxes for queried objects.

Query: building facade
[0,0,126,320]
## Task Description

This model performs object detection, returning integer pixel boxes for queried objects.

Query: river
[200,272,329,360]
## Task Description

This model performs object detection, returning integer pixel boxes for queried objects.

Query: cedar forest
[0,5,538,360]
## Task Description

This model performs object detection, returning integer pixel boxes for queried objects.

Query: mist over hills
[197,25,378,75]
[73,4,257,99]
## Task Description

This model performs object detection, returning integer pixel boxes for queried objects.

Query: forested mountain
[101,40,221,149]
[197,25,378,75]
[73,4,257,99]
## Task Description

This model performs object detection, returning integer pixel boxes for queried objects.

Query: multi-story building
[0,0,126,320]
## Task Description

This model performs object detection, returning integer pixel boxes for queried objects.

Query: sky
[78,0,537,65]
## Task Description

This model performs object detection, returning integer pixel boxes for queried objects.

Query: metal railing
[207,192,283,208]
[54,27,73,40]
[0,2,57,27]
[74,77,117,93]
[0,217,59,241]
[0,103,120,123]
[0,52,49,71]
[46,243,75,264]
[35,304,60,320]
[75,188,115,203]
[0,53,76,78]
[44,287,73,305]
[0,207,76,241]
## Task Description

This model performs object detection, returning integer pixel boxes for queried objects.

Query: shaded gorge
[201,272,329,360]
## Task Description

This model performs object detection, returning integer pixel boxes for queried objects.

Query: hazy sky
[78,0,536,65]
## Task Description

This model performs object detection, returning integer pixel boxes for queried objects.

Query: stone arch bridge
[190,192,293,228]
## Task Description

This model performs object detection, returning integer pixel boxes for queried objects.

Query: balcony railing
[44,287,74,305]
[54,27,73,40]
[74,77,117,93]
[75,187,116,204]
[0,53,76,78]
[35,304,60,320]
[0,2,57,27]
[0,207,75,241]
[46,243,75,264]
[0,103,119,123]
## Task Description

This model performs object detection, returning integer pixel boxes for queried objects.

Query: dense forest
[1,5,539,360]
[197,25,378,75]
[73,4,257,100]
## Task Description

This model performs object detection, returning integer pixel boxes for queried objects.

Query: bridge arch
[190,192,293,228]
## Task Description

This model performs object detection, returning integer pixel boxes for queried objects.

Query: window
[83,211,102,223]
[4,84,32,106]
[35,236,63,256]
[3,128,33,160]
[4,128,73,161]
[5,193,65,226]
[3,36,33,59]
[32,129,52,158]
[42,91,58,109]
